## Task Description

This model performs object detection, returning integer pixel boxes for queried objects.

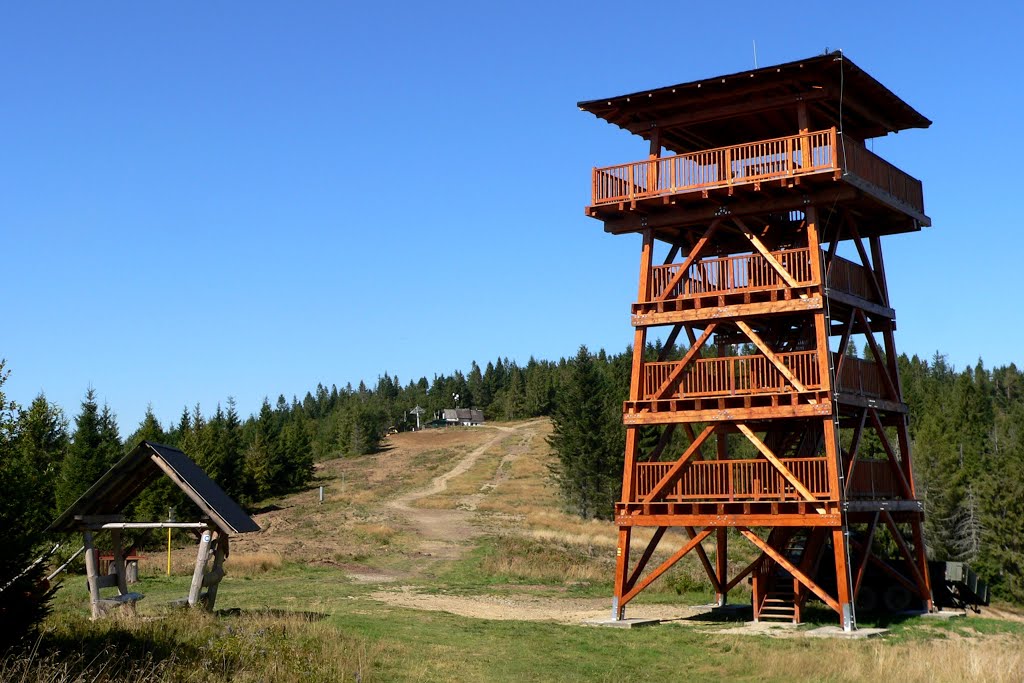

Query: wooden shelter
[580,53,932,630]
[49,441,259,619]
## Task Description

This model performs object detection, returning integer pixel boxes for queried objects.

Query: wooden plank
[623,401,833,425]
[739,528,840,613]
[634,297,822,327]
[736,424,818,503]
[94,574,119,590]
[617,512,843,527]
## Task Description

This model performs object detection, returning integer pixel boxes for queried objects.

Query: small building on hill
[442,408,485,426]
[48,441,259,619]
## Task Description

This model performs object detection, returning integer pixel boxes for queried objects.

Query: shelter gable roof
[48,441,259,535]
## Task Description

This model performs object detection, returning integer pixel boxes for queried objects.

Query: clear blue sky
[3,1,1021,433]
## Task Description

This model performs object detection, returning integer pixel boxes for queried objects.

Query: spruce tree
[55,388,107,512]
[0,361,53,645]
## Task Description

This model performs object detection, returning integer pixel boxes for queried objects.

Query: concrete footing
[583,617,660,629]
[806,626,888,639]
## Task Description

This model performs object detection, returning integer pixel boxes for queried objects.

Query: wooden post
[188,528,213,608]
[83,530,102,620]
[203,531,229,612]
[833,528,855,631]
[612,527,631,620]
[716,527,728,606]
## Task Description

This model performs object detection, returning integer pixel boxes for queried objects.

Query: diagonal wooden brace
[739,528,840,613]
[642,425,716,503]
[652,323,718,399]
[737,424,819,503]
[735,321,809,393]
[654,220,721,301]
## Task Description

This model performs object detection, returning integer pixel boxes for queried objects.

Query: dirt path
[385,422,527,560]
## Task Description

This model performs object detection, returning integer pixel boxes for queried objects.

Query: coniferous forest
[2,344,1024,643]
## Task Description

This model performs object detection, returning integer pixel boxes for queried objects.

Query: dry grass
[228,551,284,576]
[758,635,1024,683]
[5,610,380,683]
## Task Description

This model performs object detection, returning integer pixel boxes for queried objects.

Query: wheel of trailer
[855,585,878,613]
[883,584,912,612]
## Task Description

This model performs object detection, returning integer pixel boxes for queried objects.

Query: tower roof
[577,53,930,154]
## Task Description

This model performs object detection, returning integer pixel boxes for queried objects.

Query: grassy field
[10,419,1024,682]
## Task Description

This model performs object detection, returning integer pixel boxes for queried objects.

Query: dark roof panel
[48,441,259,535]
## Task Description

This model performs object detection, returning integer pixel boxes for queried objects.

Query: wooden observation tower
[580,53,932,630]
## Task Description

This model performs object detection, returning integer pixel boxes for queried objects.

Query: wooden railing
[827,255,878,302]
[635,457,832,502]
[591,128,926,218]
[648,248,814,301]
[642,350,821,399]
[846,459,901,499]
[840,139,925,214]
[592,129,837,204]
[835,356,887,399]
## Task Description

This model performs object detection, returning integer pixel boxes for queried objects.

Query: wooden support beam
[626,527,667,591]
[83,530,102,620]
[652,323,718,399]
[188,529,213,608]
[856,310,900,401]
[203,533,229,611]
[847,222,886,304]
[654,220,721,301]
[643,424,677,462]
[621,529,714,605]
[735,321,809,393]
[868,410,915,500]
[882,512,929,598]
[738,528,840,613]
[642,425,716,502]
[724,553,765,593]
[833,309,857,381]
[715,527,729,605]
[853,513,880,598]
[684,526,723,593]
[850,538,919,594]
[736,424,819,503]
[844,409,869,493]
[732,217,800,288]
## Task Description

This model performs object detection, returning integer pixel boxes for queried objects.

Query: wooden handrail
[845,459,900,499]
[642,350,821,400]
[648,247,813,301]
[839,138,925,214]
[827,254,878,303]
[634,457,832,502]
[592,129,836,205]
[834,355,887,399]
